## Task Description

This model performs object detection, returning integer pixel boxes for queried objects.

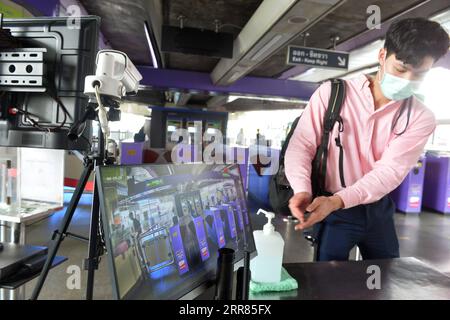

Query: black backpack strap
[334,117,346,188]
[279,116,301,166]
[312,79,346,196]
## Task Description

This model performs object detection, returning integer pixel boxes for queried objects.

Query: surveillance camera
[84,50,143,100]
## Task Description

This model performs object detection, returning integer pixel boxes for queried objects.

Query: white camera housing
[84,50,143,100]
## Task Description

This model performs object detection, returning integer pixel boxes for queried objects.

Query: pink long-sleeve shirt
[285,74,436,209]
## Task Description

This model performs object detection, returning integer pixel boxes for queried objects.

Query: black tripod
[31,108,110,300]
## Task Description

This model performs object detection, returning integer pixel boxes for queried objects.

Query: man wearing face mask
[285,18,449,261]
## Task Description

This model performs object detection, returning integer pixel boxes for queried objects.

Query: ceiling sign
[287,45,349,70]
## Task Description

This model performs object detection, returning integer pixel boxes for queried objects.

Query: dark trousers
[314,195,399,261]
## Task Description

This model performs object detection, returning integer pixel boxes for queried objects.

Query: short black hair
[385,18,449,67]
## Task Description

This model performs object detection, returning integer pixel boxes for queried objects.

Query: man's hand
[294,195,344,231]
[288,192,312,224]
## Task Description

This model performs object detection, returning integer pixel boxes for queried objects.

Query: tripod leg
[30,162,94,300]
[85,178,100,300]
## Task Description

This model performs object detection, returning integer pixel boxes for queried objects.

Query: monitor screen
[97,163,256,300]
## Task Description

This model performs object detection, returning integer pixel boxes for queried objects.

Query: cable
[79,120,88,137]
[11,106,40,119]
[77,121,92,150]
[46,92,69,130]
[18,87,72,132]
[80,134,92,150]
[11,95,68,132]
[391,98,412,136]
[2,86,70,132]
[53,95,73,121]
[45,85,73,122]
[12,107,51,132]
[94,85,109,151]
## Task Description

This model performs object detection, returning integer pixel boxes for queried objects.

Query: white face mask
[379,56,421,101]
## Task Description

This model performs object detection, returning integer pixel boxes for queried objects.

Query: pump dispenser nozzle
[256,209,275,235]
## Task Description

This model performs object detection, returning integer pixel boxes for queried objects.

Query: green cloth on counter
[249,267,298,294]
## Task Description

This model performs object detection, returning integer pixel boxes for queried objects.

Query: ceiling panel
[80,0,153,65]
[164,0,263,71]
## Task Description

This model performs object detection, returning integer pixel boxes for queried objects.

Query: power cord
[11,87,72,132]
[94,85,110,153]
[10,106,51,132]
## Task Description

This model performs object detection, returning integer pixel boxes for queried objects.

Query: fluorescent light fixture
[188,127,196,133]
[167,125,176,131]
[228,72,242,82]
[227,94,307,104]
[227,96,239,103]
[251,35,283,61]
[144,21,159,68]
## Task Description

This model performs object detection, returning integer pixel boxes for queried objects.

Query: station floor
[17,191,450,300]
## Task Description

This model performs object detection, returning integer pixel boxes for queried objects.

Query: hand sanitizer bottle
[250,209,284,283]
